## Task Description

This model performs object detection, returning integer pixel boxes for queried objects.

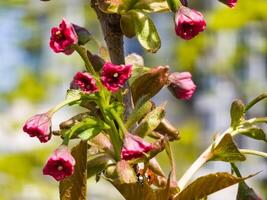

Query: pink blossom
[71,72,99,94]
[174,6,206,40]
[43,146,75,181]
[101,62,132,92]
[49,18,78,55]
[121,134,155,160]
[168,72,196,100]
[219,0,237,8]
[23,113,51,143]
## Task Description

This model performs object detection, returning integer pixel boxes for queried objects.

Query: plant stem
[245,92,267,112]
[230,163,242,177]
[177,128,232,192]
[91,0,133,119]
[177,146,212,191]
[239,149,267,158]
[74,44,97,76]
[47,96,81,117]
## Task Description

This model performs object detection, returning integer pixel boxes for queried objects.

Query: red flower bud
[49,18,78,55]
[218,0,237,8]
[43,146,75,181]
[23,113,52,143]
[100,62,132,92]
[174,6,206,40]
[70,72,99,94]
[121,134,155,160]
[168,72,196,100]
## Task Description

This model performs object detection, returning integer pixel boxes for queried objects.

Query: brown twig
[91,0,133,119]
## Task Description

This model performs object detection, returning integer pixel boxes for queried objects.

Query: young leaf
[155,118,180,141]
[127,9,161,52]
[133,0,169,13]
[64,117,110,140]
[175,172,256,200]
[133,104,165,138]
[87,153,115,178]
[230,99,245,129]
[120,13,136,37]
[210,134,246,162]
[237,127,267,142]
[116,160,137,184]
[60,141,87,200]
[166,0,180,12]
[131,66,169,103]
[236,181,262,200]
[125,100,154,129]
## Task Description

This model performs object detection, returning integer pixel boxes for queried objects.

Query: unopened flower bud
[23,113,52,143]
[174,6,206,40]
[168,72,196,100]
[121,134,155,160]
[218,0,237,8]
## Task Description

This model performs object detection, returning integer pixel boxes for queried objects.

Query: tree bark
[91,0,133,119]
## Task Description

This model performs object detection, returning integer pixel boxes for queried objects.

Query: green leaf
[127,9,161,52]
[125,100,154,129]
[134,104,165,137]
[87,153,115,178]
[64,117,110,140]
[237,181,262,200]
[166,0,180,12]
[78,127,102,141]
[120,13,136,37]
[66,89,82,101]
[60,141,87,200]
[238,127,267,142]
[210,134,246,162]
[98,0,138,13]
[175,172,255,200]
[133,0,169,13]
[230,99,245,129]
[131,66,169,103]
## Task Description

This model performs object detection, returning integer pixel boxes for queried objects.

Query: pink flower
[43,146,75,181]
[174,6,206,40]
[121,134,155,160]
[49,18,78,55]
[70,72,99,94]
[218,0,237,8]
[101,62,132,92]
[23,113,52,143]
[168,72,196,100]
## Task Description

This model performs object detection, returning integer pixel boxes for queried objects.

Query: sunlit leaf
[60,141,88,200]
[237,181,263,200]
[131,66,169,103]
[133,0,169,13]
[238,127,267,142]
[125,100,154,129]
[175,172,255,200]
[210,134,246,162]
[134,104,165,137]
[127,9,161,52]
[230,99,245,129]
[87,153,114,178]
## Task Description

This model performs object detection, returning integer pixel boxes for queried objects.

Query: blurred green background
[0,0,266,199]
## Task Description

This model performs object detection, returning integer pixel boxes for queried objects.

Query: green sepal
[133,103,165,137]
